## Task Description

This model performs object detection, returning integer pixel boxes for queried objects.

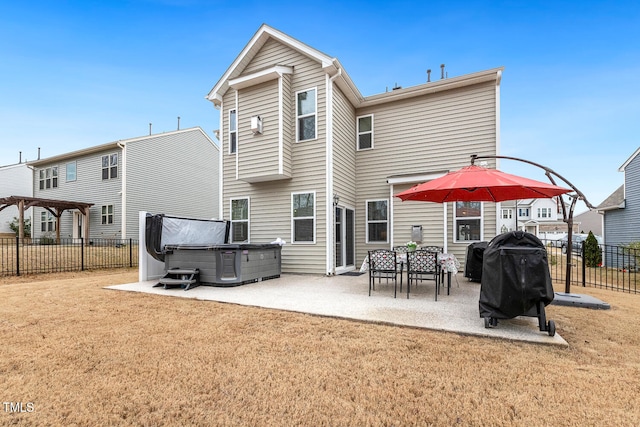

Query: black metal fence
[0,237,139,277]
[543,239,639,294]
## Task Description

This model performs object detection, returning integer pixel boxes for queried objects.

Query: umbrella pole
[471,154,595,294]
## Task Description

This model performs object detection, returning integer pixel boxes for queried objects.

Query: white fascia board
[619,146,640,172]
[387,171,448,185]
[229,66,293,90]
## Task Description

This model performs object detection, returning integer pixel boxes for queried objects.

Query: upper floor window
[518,208,530,218]
[101,154,118,180]
[292,192,315,243]
[366,200,388,243]
[38,166,58,190]
[454,202,482,242]
[501,209,513,219]
[229,109,237,154]
[101,205,114,225]
[296,88,316,141]
[66,161,77,182]
[357,115,373,150]
[537,207,551,218]
[231,198,249,243]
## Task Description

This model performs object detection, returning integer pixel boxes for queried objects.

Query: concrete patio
[107,272,567,346]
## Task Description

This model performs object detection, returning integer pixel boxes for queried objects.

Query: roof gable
[619,146,640,172]
[206,24,359,107]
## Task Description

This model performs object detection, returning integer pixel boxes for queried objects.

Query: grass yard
[1,269,639,426]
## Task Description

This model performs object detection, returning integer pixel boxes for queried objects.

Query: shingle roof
[596,184,625,211]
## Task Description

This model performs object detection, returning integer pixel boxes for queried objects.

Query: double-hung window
[101,154,118,180]
[40,211,56,232]
[66,162,77,182]
[296,88,316,141]
[230,198,249,242]
[366,200,388,243]
[292,192,315,243]
[454,202,482,242]
[38,166,58,190]
[537,207,551,218]
[501,209,513,219]
[357,115,373,150]
[518,208,530,218]
[101,205,114,225]
[229,109,237,154]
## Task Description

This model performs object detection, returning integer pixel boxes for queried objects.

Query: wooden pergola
[0,196,94,242]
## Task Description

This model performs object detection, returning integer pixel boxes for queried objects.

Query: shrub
[9,217,31,236]
[584,231,602,267]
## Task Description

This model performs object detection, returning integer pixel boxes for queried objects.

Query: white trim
[117,143,126,238]
[365,199,389,244]
[387,171,447,185]
[229,65,293,90]
[228,108,237,155]
[218,102,224,220]
[356,114,374,151]
[326,74,333,274]
[443,203,448,253]
[278,76,284,175]
[619,146,640,172]
[230,197,250,243]
[453,201,484,243]
[234,91,239,180]
[291,191,316,244]
[295,87,317,142]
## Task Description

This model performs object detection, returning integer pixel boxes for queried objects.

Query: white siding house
[0,163,33,235]
[28,127,219,240]
[207,24,503,275]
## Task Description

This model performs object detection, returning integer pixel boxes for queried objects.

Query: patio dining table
[360,251,460,295]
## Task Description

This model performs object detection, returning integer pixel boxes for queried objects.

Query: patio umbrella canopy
[395,165,571,203]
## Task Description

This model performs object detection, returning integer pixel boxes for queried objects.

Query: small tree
[9,217,31,237]
[584,231,602,267]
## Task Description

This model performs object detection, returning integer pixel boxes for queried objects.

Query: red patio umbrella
[395,165,571,202]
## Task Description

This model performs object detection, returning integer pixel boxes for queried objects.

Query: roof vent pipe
[37,147,41,160]
[441,64,445,79]
[149,123,152,135]
[177,116,180,130]
[427,69,431,82]
[19,151,22,163]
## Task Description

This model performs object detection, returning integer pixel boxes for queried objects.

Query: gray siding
[124,128,219,238]
[221,38,329,274]
[354,82,498,265]
[32,147,122,239]
[605,153,640,247]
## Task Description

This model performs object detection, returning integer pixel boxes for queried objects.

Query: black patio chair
[406,249,441,300]
[368,249,402,298]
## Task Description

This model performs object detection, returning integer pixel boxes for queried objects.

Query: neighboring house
[498,197,574,240]
[0,163,33,236]
[27,127,219,240]
[597,147,640,250]
[574,209,602,236]
[207,24,503,275]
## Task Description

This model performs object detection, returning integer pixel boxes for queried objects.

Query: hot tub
[145,213,282,287]
[163,243,281,286]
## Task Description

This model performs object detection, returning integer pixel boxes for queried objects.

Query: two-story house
[207,25,502,275]
[0,162,33,236]
[28,127,219,240]
[597,147,640,248]
[498,197,572,240]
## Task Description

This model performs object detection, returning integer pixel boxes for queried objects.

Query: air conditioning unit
[251,116,262,134]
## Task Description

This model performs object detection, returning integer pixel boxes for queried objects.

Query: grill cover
[479,231,554,319]
[464,241,488,282]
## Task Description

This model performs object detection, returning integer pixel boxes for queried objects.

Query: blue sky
[1,0,638,213]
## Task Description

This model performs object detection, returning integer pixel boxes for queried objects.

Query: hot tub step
[154,268,200,291]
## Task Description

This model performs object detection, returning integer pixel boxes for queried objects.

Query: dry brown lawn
[1,269,639,426]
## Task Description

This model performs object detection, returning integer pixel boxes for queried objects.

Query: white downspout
[326,69,342,275]
[217,101,224,220]
[117,142,126,239]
